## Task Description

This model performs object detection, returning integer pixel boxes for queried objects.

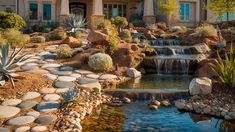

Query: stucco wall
[0,0,16,12]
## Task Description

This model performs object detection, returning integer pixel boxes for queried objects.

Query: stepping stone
[0,106,20,118]
[60,66,74,71]
[51,70,72,76]
[22,92,41,101]
[21,65,39,71]
[25,63,38,66]
[26,111,40,118]
[41,64,61,68]
[57,76,76,82]
[86,74,100,79]
[99,74,118,80]
[70,73,82,78]
[44,59,55,62]
[31,69,49,74]
[2,99,22,106]
[39,88,56,94]
[78,78,98,85]
[31,56,41,60]
[55,88,71,93]
[46,67,59,72]
[36,102,60,112]
[0,127,9,132]
[43,94,60,101]
[79,82,101,92]
[14,126,31,132]
[31,126,47,132]
[43,74,57,80]
[17,100,38,109]
[42,53,57,60]
[6,116,35,125]
[35,115,57,124]
[38,51,50,56]
[75,70,93,75]
[54,81,74,88]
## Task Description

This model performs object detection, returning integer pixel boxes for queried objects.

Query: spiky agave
[62,14,87,33]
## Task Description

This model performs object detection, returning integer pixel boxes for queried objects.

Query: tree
[207,0,235,22]
[157,0,179,27]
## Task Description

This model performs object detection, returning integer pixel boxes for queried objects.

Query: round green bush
[119,29,132,42]
[88,53,113,71]
[57,44,73,58]
[50,29,67,40]
[0,11,26,30]
[31,36,46,43]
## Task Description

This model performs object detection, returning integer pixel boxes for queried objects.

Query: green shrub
[0,11,26,30]
[73,31,81,39]
[195,24,217,37]
[42,27,51,33]
[107,34,119,54]
[131,20,145,27]
[119,29,132,42]
[88,53,113,71]
[210,45,235,89]
[31,36,46,43]
[113,16,128,32]
[50,29,67,40]
[97,20,113,29]
[57,44,73,58]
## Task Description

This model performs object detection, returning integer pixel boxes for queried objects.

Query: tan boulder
[88,30,108,43]
[63,36,82,48]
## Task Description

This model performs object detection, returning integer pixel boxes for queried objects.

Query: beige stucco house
[0,0,17,13]
[1,0,203,28]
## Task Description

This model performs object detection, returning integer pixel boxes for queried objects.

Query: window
[43,3,52,20]
[29,3,38,20]
[180,3,190,21]
[104,3,127,19]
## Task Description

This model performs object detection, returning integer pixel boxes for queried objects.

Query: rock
[36,102,60,112]
[26,111,40,117]
[86,74,100,79]
[54,81,74,88]
[22,92,41,101]
[55,88,71,93]
[151,100,161,106]
[77,78,98,85]
[51,70,72,76]
[31,69,49,74]
[99,74,118,80]
[228,112,235,120]
[21,65,39,71]
[162,100,171,107]
[42,53,57,60]
[78,82,101,93]
[203,106,211,114]
[88,30,108,43]
[0,80,5,86]
[149,105,158,110]
[175,100,186,110]
[75,70,93,75]
[57,76,76,82]
[0,127,9,132]
[63,37,82,48]
[35,115,57,124]
[224,115,232,120]
[14,126,31,132]
[39,88,56,94]
[43,74,57,80]
[126,68,141,78]
[60,66,74,71]
[189,77,212,95]
[2,99,22,106]
[123,97,131,103]
[195,59,219,78]
[0,106,20,118]
[17,100,38,109]
[41,64,61,68]
[31,126,47,132]
[43,94,60,101]
[6,116,35,125]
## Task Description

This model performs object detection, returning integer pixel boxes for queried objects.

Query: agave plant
[210,45,235,89]
[0,44,27,87]
[62,14,87,33]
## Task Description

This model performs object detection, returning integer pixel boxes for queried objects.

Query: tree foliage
[158,0,179,16]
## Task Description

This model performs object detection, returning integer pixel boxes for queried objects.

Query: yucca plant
[210,45,235,89]
[62,14,87,33]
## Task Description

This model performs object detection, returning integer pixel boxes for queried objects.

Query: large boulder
[63,36,82,48]
[126,68,141,78]
[195,59,219,78]
[87,30,108,43]
[189,43,211,54]
[189,77,212,95]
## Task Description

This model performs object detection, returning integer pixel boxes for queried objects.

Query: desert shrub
[107,34,119,54]
[0,11,26,30]
[62,14,87,33]
[57,44,73,58]
[72,31,81,39]
[195,24,217,37]
[119,29,132,42]
[97,20,113,30]
[113,16,128,32]
[50,29,67,40]
[31,36,46,43]
[171,26,188,33]
[88,53,113,71]
[131,20,145,27]
[210,45,235,89]
[42,27,51,33]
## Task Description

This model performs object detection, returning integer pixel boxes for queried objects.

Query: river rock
[35,115,57,124]
[55,88,71,93]
[151,100,161,106]
[54,81,74,88]
[123,97,131,103]
[57,76,76,82]
[6,116,35,125]
[203,106,211,114]
[149,105,158,110]
[175,99,186,110]
[22,92,41,101]
[26,111,40,117]
[99,74,118,80]
[36,102,60,112]
[31,126,47,132]
[126,68,141,78]
[78,82,101,93]
[43,74,57,80]
[78,78,98,85]
[75,70,93,75]
[14,126,31,132]
[2,99,22,106]
[70,73,82,78]
[22,65,39,71]
[39,88,56,94]
[86,74,100,79]
[189,77,212,95]
[0,106,20,118]
[41,63,61,68]
[0,127,9,132]
[17,100,38,109]
[162,100,171,107]
[51,70,72,76]
[60,66,74,71]
[43,94,60,101]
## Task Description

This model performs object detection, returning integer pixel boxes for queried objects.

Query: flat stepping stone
[75,70,93,75]
[0,106,20,118]
[2,99,22,106]
[79,82,101,92]
[31,69,49,74]
[39,88,56,94]
[38,51,50,56]
[57,76,76,82]
[22,92,41,101]
[41,64,61,68]
[86,74,100,79]
[25,63,38,66]
[17,100,38,109]
[99,74,118,80]
[78,78,98,85]
[31,126,47,132]
[44,59,55,62]
[42,53,57,60]
[14,126,31,132]
[43,94,60,101]
[35,115,57,124]
[55,88,71,93]
[51,70,72,76]
[36,102,60,112]
[60,66,74,71]
[21,65,39,71]
[26,111,40,117]
[6,116,35,125]
[70,73,82,78]
[0,127,9,132]
[54,81,74,88]
[43,74,57,80]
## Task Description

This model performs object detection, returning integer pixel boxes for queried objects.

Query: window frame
[179,2,191,22]
[43,2,52,21]
[103,3,127,19]
[29,2,39,20]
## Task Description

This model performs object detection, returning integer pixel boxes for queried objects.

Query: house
[1,0,203,28]
[0,0,17,13]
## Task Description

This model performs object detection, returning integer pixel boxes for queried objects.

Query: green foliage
[57,44,73,59]
[131,20,145,27]
[31,36,46,43]
[195,24,217,37]
[72,31,81,39]
[97,20,114,30]
[62,14,87,32]
[42,27,51,33]
[88,53,113,71]
[0,11,26,30]
[113,16,128,32]
[50,29,67,40]
[107,34,119,54]
[158,0,179,16]
[210,45,235,88]
[119,29,132,42]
